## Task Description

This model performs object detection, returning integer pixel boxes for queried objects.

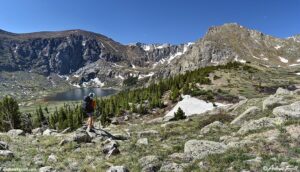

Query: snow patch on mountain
[138,72,155,79]
[274,45,282,50]
[115,75,124,80]
[82,77,104,87]
[234,57,246,63]
[164,95,228,120]
[278,56,288,63]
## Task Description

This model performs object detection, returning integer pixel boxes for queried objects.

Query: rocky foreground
[1,87,300,171]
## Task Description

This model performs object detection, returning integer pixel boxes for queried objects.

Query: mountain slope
[160,23,300,75]
[0,23,300,88]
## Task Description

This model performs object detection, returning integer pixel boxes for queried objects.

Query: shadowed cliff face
[0,30,129,75]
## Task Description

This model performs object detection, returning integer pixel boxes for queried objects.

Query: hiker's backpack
[82,96,94,112]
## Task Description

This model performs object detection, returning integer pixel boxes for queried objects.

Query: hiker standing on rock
[83,92,96,132]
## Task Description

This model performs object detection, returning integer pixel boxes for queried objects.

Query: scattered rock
[103,140,119,157]
[184,140,227,159]
[136,138,149,146]
[262,95,288,110]
[111,118,119,125]
[168,153,193,163]
[0,150,14,159]
[34,154,44,167]
[139,155,161,172]
[244,156,262,168]
[226,139,255,149]
[47,153,58,163]
[292,89,300,95]
[198,161,210,171]
[245,129,280,142]
[68,161,79,171]
[285,125,300,139]
[273,101,300,119]
[124,115,129,121]
[106,147,120,158]
[0,141,9,150]
[159,162,188,172]
[72,132,92,143]
[106,166,129,172]
[39,166,56,172]
[32,128,43,135]
[219,136,240,144]
[7,129,25,136]
[43,129,58,136]
[138,130,160,138]
[231,106,261,125]
[275,87,291,95]
[237,117,284,135]
[200,121,228,134]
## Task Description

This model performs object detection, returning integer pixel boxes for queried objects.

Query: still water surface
[44,88,118,101]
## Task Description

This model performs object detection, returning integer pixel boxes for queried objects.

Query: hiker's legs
[88,116,93,128]
[86,117,90,126]
[91,116,95,128]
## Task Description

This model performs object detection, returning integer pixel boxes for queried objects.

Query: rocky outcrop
[136,138,149,146]
[72,131,92,143]
[273,101,300,119]
[237,117,285,135]
[43,129,58,136]
[184,140,228,159]
[139,155,161,172]
[262,95,288,110]
[7,129,25,137]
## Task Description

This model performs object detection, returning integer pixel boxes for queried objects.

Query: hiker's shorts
[87,112,94,117]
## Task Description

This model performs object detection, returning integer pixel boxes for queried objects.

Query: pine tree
[33,106,46,128]
[171,107,186,121]
[0,96,21,131]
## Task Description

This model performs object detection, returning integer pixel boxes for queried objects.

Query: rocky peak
[288,34,300,43]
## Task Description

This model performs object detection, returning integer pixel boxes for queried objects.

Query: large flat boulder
[273,101,300,119]
[237,117,284,135]
[262,95,288,110]
[7,129,25,137]
[275,87,291,96]
[184,140,227,159]
[72,132,92,143]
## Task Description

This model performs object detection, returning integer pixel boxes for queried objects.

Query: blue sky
[0,0,299,44]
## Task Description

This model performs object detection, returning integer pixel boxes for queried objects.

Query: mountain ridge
[0,23,300,88]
